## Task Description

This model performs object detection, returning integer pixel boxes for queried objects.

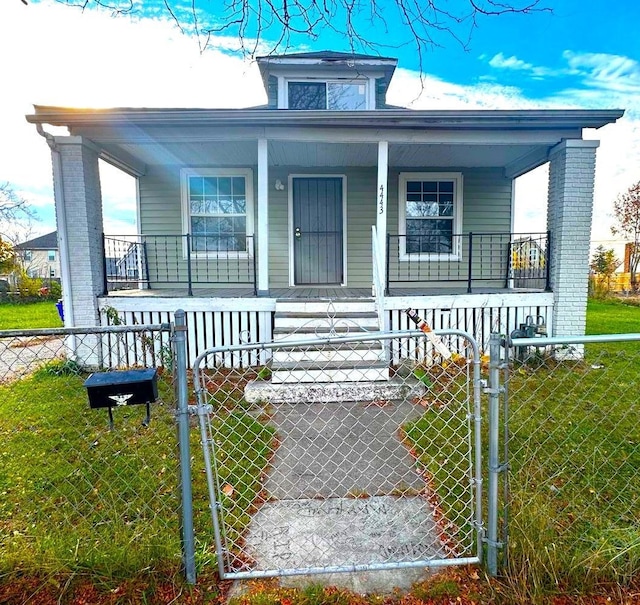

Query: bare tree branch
[0,183,37,224]
[612,181,640,292]
[50,0,550,66]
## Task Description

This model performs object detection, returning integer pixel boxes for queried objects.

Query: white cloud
[489,52,534,71]
[486,52,557,78]
[0,0,266,239]
[387,69,539,110]
[563,51,640,95]
[1,1,638,252]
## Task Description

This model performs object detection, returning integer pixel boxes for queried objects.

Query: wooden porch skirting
[98,291,554,366]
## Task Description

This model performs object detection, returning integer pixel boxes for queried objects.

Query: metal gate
[193,329,485,579]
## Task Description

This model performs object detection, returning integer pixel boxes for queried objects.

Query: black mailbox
[84,368,158,429]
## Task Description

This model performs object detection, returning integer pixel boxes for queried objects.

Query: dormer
[256,51,398,110]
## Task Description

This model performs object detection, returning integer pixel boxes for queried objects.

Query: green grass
[587,299,640,335]
[1,298,638,599]
[0,361,275,578]
[0,300,63,330]
[505,355,640,591]
[404,300,640,601]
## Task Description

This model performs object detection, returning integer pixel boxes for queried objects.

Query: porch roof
[27,107,624,178]
[27,106,623,132]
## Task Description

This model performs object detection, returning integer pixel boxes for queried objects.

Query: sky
[0,0,638,258]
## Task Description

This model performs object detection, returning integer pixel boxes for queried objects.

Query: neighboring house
[15,231,61,281]
[26,51,623,362]
[511,236,547,290]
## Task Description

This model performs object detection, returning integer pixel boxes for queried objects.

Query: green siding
[267,75,278,109]
[138,165,259,290]
[386,168,513,289]
[137,165,512,290]
[268,167,289,287]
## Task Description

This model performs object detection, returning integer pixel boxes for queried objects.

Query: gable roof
[16,231,58,250]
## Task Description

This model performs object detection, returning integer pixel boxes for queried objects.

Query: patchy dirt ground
[1,568,639,605]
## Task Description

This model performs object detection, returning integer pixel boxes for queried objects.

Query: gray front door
[293,177,344,285]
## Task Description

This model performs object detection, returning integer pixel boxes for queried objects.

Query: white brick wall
[54,136,105,328]
[546,139,599,339]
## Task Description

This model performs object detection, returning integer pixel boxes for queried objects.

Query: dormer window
[287,80,368,110]
[258,52,397,110]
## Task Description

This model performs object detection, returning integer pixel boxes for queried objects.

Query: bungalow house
[26,51,623,364]
[15,231,61,281]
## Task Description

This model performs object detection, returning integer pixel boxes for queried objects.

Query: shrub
[12,272,44,299]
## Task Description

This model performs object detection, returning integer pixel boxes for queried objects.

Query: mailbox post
[84,368,158,430]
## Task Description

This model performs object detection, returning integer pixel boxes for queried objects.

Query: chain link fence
[193,330,484,579]
[0,324,183,576]
[500,335,640,589]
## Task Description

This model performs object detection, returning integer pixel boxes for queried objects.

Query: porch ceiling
[29,106,623,176]
[109,139,548,170]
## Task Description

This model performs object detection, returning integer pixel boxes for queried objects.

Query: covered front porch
[102,230,550,297]
[26,105,620,344]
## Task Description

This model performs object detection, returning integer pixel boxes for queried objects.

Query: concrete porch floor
[103,285,547,299]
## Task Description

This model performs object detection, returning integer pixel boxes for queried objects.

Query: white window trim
[282,77,372,110]
[398,171,464,262]
[180,167,254,259]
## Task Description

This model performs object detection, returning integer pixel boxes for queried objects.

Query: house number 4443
[379,184,385,215]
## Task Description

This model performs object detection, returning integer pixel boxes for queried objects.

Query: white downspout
[36,124,75,328]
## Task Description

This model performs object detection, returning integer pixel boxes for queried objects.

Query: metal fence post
[467,232,474,293]
[545,230,552,292]
[101,233,109,295]
[487,332,502,576]
[175,309,196,584]
[186,235,193,297]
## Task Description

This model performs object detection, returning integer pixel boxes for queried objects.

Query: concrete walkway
[0,336,64,382]
[240,399,448,593]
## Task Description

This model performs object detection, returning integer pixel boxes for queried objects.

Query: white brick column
[547,139,599,340]
[257,138,269,296]
[53,136,105,328]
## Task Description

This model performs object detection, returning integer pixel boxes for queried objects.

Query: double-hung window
[398,172,463,260]
[287,80,368,110]
[181,168,253,256]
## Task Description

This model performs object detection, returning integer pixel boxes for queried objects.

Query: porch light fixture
[275,179,285,191]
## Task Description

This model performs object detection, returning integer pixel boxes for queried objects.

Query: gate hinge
[188,404,213,415]
[482,537,504,549]
[489,462,509,473]
[483,387,504,395]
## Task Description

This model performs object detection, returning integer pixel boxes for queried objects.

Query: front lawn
[0,299,638,604]
[587,298,640,334]
[404,299,640,600]
[0,361,275,579]
[0,300,63,330]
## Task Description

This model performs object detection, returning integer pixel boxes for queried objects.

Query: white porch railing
[371,225,386,331]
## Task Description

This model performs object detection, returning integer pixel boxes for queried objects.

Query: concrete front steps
[271,299,388,384]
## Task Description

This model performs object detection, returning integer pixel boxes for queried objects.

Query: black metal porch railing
[102,234,257,296]
[386,232,550,294]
